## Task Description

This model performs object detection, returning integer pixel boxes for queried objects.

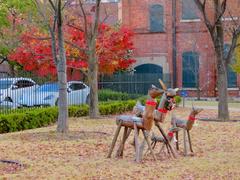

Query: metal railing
[0,73,171,114]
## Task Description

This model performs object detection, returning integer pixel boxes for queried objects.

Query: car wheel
[55,98,59,106]
[86,95,90,105]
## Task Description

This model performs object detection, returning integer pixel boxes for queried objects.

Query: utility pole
[172,0,177,88]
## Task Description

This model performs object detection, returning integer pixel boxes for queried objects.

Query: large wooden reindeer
[133,79,179,158]
[107,85,164,162]
[171,107,203,155]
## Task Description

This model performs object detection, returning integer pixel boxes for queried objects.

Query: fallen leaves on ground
[0,108,240,179]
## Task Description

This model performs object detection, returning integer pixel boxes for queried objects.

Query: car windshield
[37,83,59,92]
[0,80,13,89]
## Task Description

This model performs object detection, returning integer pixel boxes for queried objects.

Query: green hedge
[98,89,142,101]
[0,100,136,134]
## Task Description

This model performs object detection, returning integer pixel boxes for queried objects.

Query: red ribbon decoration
[168,132,174,137]
[158,108,168,113]
[188,115,196,121]
[145,100,157,106]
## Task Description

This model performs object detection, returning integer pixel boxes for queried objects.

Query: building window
[227,66,237,88]
[224,44,237,88]
[150,4,164,32]
[182,0,199,20]
[182,52,199,88]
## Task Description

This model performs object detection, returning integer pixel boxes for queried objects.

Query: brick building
[99,0,240,97]
[1,0,240,97]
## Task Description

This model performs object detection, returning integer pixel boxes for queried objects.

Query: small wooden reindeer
[171,107,203,155]
[133,79,179,158]
[151,127,180,155]
[107,85,163,162]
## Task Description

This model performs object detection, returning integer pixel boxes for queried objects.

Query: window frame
[149,4,165,33]
[181,0,200,21]
[182,51,200,88]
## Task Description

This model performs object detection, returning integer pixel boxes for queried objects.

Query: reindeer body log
[171,108,203,155]
[133,79,179,158]
[107,85,163,162]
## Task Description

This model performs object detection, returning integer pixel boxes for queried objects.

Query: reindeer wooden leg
[155,123,176,158]
[183,129,188,156]
[116,127,130,158]
[142,130,157,161]
[176,131,179,150]
[187,130,193,153]
[152,141,157,150]
[134,123,141,163]
[107,122,122,158]
[159,143,166,155]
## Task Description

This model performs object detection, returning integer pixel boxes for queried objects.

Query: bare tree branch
[48,0,57,12]
[93,0,101,36]
[213,0,227,27]
[100,5,110,25]
[78,0,88,39]
[0,55,8,65]
[194,0,214,33]
[64,40,87,52]
[66,22,84,32]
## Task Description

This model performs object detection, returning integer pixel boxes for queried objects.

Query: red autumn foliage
[9,24,136,79]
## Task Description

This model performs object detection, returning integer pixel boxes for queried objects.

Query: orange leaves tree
[9,24,135,79]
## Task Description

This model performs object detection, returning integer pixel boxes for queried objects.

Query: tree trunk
[88,41,99,118]
[216,60,229,120]
[214,19,230,121]
[56,3,68,133]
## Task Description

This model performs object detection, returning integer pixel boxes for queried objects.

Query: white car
[19,81,90,107]
[0,78,38,106]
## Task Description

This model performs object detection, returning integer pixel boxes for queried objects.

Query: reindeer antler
[159,79,167,91]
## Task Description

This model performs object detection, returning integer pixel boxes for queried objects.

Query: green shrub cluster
[0,100,136,134]
[98,89,142,101]
[0,108,58,133]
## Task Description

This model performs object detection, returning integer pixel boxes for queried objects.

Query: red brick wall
[120,0,240,97]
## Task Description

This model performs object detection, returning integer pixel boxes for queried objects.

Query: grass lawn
[182,100,240,109]
[0,108,240,179]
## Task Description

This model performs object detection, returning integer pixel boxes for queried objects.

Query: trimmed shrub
[0,100,136,134]
[98,89,142,101]
[174,96,182,106]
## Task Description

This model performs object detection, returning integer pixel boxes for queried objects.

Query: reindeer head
[148,85,164,99]
[190,106,203,117]
[158,79,179,111]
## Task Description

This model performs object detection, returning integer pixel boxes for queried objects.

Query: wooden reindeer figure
[133,79,179,158]
[151,127,180,155]
[107,85,164,162]
[171,107,203,156]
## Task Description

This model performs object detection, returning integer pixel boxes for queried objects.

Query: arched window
[224,44,237,88]
[135,64,163,77]
[182,52,199,88]
[150,4,164,32]
[134,64,163,94]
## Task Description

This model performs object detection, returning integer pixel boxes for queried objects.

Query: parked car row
[0,78,90,109]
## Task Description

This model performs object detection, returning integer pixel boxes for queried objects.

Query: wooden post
[176,131,179,150]
[107,122,122,158]
[134,123,141,163]
[139,139,146,162]
[142,130,156,161]
[187,130,193,153]
[116,127,131,157]
[183,129,187,156]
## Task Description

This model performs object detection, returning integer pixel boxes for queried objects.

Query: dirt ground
[0,108,240,180]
